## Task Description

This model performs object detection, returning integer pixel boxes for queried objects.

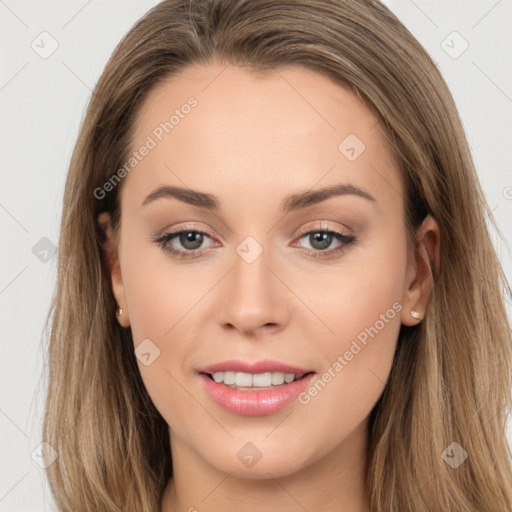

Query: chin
[195,434,319,480]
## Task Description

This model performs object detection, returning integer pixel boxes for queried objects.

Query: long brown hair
[42,0,512,510]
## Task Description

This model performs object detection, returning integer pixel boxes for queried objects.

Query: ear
[400,214,440,326]
[97,212,130,328]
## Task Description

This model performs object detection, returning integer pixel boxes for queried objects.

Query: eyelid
[294,221,353,238]
[157,222,216,239]
[156,220,352,242]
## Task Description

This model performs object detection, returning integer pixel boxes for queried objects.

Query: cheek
[309,224,407,348]
[122,236,213,343]
[119,240,216,425]
[295,230,408,435]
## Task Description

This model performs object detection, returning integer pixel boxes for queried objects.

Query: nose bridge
[216,233,289,333]
[234,235,272,297]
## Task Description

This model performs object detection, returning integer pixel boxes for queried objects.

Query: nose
[215,241,290,337]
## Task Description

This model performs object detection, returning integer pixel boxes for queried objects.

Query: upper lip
[198,359,315,375]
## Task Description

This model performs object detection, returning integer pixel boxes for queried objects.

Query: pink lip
[198,359,313,375]
[197,359,316,417]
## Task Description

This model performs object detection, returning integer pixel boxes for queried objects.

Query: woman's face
[103,62,429,479]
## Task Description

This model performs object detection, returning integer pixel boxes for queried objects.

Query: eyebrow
[141,183,376,212]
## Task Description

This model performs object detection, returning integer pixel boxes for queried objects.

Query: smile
[209,371,306,388]
[197,360,316,416]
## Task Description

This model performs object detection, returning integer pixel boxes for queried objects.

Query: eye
[152,225,216,259]
[293,223,356,259]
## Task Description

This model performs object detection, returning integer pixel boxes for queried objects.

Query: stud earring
[117,308,123,316]
[410,310,422,320]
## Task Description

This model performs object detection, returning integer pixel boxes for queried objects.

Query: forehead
[123,62,403,213]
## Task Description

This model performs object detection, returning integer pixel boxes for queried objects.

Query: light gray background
[1,0,511,510]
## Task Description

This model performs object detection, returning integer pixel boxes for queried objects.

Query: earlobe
[400,214,440,326]
[97,212,130,328]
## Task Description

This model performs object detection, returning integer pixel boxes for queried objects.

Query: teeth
[212,372,224,383]
[235,372,253,387]
[210,371,300,387]
[271,372,285,385]
[252,372,272,387]
[284,373,295,383]
[223,371,236,385]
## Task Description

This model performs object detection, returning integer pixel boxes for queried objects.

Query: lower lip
[199,373,315,416]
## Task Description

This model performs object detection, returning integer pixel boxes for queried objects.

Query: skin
[98,61,439,512]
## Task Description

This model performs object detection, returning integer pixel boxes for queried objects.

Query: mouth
[197,360,316,416]
[202,370,314,390]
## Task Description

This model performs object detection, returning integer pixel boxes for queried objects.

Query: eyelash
[152,222,357,260]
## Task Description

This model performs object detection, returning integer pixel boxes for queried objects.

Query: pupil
[311,232,331,250]
[181,232,203,250]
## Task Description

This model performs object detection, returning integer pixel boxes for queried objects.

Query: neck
[160,420,371,512]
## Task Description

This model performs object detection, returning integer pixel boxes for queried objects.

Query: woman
[42,0,512,510]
